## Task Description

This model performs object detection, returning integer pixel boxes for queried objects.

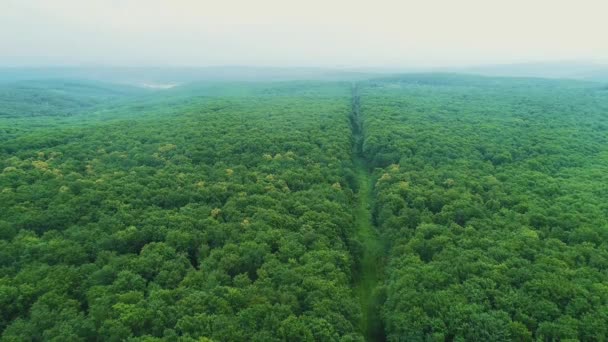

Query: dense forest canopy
[1,81,364,341]
[359,76,608,341]
[1,74,607,341]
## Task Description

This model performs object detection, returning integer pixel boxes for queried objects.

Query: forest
[359,75,608,341]
[1,74,608,341]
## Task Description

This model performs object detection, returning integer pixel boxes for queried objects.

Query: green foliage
[359,76,608,341]
[2,75,608,340]
[0,81,364,340]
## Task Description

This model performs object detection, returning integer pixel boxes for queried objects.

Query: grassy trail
[351,85,386,341]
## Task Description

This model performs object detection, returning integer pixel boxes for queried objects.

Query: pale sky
[1,0,607,68]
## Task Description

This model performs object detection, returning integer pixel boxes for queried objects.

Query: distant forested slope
[0,80,148,118]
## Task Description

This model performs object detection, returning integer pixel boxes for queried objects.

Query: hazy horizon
[0,60,607,71]
[2,0,607,68]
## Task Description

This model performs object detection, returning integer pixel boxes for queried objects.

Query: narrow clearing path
[350,85,386,341]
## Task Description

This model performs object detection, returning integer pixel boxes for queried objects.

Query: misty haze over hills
[1,62,607,86]
[0,66,374,85]
[454,61,608,82]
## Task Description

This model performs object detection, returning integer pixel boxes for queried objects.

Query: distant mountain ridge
[0,66,374,85]
[1,63,606,91]
[454,61,608,82]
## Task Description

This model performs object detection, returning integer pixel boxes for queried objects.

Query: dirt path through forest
[350,85,386,341]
